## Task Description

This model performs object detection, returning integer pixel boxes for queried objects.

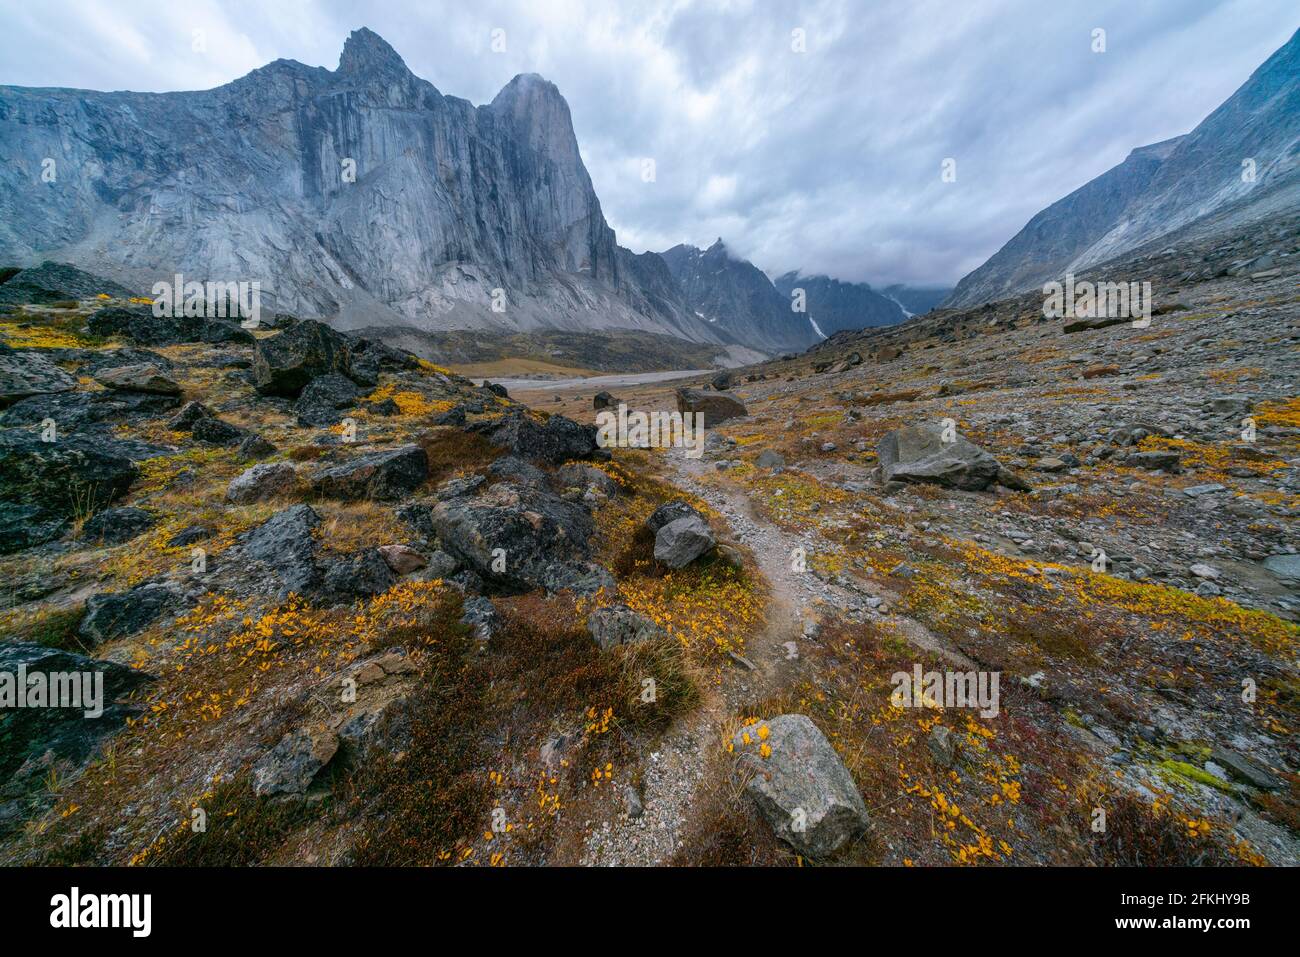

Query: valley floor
[0,227,1296,867]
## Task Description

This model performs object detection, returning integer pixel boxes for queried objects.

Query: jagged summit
[0,31,726,349]
[337,27,411,76]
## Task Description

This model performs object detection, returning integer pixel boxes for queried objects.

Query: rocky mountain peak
[337,27,411,78]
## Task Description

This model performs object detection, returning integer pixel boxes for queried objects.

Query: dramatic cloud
[1,0,1294,285]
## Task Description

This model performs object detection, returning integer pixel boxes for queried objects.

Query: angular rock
[646,499,702,534]
[0,642,154,812]
[79,580,185,642]
[732,714,869,858]
[377,544,427,574]
[93,363,181,395]
[474,409,598,465]
[0,348,77,407]
[312,444,429,501]
[321,549,397,603]
[0,430,139,523]
[229,504,323,598]
[252,319,354,397]
[81,506,154,545]
[251,725,339,797]
[1209,745,1284,790]
[226,462,300,504]
[430,481,597,593]
[556,462,618,497]
[675,388,748,427]
[293,372,359,427]
[654,514,715,568]
[587,604,667,650]
[876,425,1015,492]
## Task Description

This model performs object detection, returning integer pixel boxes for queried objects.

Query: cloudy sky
[1,0,1294,286]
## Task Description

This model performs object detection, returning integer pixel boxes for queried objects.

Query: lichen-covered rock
[587,604,666,650]
[877,424,1024,492]
[312,444,429,501]
[0,347,77,407]
[253,319,355,398]
[732,714,869,858]
[93,363,182,395]
[226,462,300,504]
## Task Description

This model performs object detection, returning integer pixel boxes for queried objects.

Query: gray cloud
[0,0,1294,285]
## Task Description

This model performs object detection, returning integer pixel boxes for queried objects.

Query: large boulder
[0,502,69,552]
[646,499,701,533]
[556,462,619,498]
[877,425,1023,492]
[93,363,181,396]
[0,642,154,827]
[81,506,154,545]
[0,431,139,525]
[0,261,134,306]
[79,580,185,642]
[227,504,324,598]
[86,305,254,346]
[732,714,869,858]
[312,444,429,502]
[587,604,667,650]
[430,481,601,593]
[251,725,339,797]
[676,388,748,427]
[1,388,179,430]
[293,372,359,427]
[654,514,716,568]
[252,319,354,397]
[0,348,77,407]
[321,549,398,603]
[226,462,300,504]
[474,409,598,465]
[168,400,245,445]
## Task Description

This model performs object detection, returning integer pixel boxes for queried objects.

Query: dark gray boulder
[0,431,139,526]
[646,499,701,534]
[588,604,667,650]
[79,580,185,642]
[0,641,154,829]
[294,372,359,427]
[312,444,429,501]
[81,506,154,545]
[474,409,597,465]
[0,348,77,407]
[676,388,748,427]
[430,481,599,594]
[92,363,181,395]
[252,319,354,397]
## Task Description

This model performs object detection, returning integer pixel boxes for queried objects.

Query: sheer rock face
[0,29,719,345]
[947,28,1300,308]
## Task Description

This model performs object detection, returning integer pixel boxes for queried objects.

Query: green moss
[1155,759,1235,794]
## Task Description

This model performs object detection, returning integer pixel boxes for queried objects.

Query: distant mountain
[659,239,818,352]
[0,28,722,346]
[947,27,1300,308]
[880,285,952,317]
[771,272,905,337]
